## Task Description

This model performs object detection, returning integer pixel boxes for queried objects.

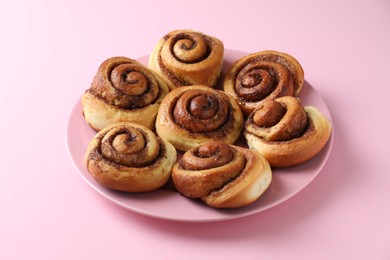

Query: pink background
[1,0,389,259]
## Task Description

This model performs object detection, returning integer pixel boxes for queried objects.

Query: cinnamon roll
[155,85,243,151]
[244,96,331,167]
[223,50,304,116]
[148,29,224,89]
[84,122,177,192]
[172,141,272,208]
[82,56,172,131]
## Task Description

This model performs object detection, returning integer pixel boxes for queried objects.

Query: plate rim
[65,49,334,222]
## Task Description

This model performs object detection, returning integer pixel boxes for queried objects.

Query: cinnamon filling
[90,61,161,109]
[90,126,165,168]
[188,95,218,119]
[252,53,300,94]
[247,98,309,141]
[172,90,229,133]
[234,58,295,103]
[252,100,286,127]
[180,142,234,170]
[169,32,211,63]
[157,55,190,86]
[236,68,275,101]
[110,65,149,96]
[157,31,218,86]
[175,142,247,198]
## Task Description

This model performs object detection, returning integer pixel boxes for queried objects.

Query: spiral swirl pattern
[246,97,308,142]
[156,85,243,151]
[166,32,210,63]
[85,122,177,192]
[245,96,332,167]
[224,50,304,116]
[172,142,272,208]
[173,89,229,133]
[82,56,171,131]
[174,142,246,198]
[99,124,160,167]
[149,30,224,88]
[180,141,236,171]
[90,57,169,109]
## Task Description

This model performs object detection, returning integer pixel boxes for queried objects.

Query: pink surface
[1,0,389,259]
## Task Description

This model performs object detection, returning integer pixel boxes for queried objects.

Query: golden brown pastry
[84,122,177,192]
[244,96,331,167]
[155,85,243,151]
[223,50,304,116]
[172,141,272,208]
[82,56,172,131]
[148,29,224,89]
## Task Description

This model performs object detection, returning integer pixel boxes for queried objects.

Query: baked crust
[245,96,331,167]
[155,85,243,152]
[84,122,177,192]
[223,50,304,116]
[82,56,172,131]
[148,29,224,89]
[172,142,272,208]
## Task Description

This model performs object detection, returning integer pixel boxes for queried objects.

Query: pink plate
[66,49,334,222]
